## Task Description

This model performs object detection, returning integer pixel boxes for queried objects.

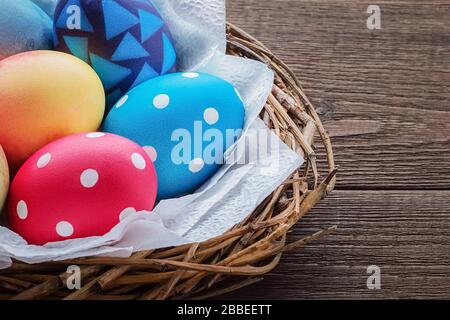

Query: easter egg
[30,0,58,17]
[8,132,158,245]
[53,0,177,111]
[103,72,245,200]
[0,0,53,60]
[0,50,105,171]
[0,146,9,212]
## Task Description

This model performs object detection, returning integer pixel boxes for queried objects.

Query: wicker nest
[0,23,336,300]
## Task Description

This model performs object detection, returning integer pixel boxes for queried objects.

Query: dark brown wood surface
[222,0,450,299]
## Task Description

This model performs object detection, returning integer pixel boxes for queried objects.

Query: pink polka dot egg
[7,132,158,245]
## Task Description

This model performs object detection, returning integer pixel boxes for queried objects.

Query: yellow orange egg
[0,51,105,171]
[0,145,8,212]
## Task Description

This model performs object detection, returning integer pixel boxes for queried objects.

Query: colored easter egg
[53,0,177,111]
[8,132,158,245]
[0,0,53,60]
[0,50,105,171]
[0,146,9,212]
[103,72,245,200]
[30,0,58,17]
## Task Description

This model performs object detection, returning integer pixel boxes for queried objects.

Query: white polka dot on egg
[17,200,28,220]
[86,132,106,138]
[115,95,129,108]
[56,221,74,238]
[143,146,158,162]
[80,169,99,188]
[131,153,146,170]
[37,153,51,169]
[204,107,219,125]
[189,158,205,173]
[182,72,199,78]
[153,94,170,109]
[119,207,137,221]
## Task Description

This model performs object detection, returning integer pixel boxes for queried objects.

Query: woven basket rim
[0,22,336,300]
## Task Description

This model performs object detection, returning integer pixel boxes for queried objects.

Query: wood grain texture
[224,0,450,299]
[221,191,450,299]
[228,0,450,189]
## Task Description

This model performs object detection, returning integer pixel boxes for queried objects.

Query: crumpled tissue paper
[0,0,304,269]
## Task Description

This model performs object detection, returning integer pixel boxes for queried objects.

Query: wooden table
[223,0,450,299]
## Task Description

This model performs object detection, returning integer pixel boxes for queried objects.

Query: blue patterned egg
[103,73,245,200]
[30,0,58,16]
[0,0,53,60]
[53,0,177,111]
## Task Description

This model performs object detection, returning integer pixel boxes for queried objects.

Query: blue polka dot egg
[53,0,177,111]
[103,73,246,200]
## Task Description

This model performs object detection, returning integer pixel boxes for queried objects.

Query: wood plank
[227,0,450,189]
[316,102,450,189]
[219,190,450,299]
